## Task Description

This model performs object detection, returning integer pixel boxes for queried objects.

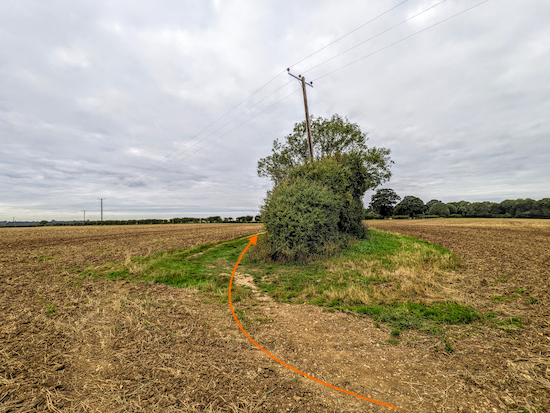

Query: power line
[173,0,489,170]
[121,79,295,189]
[119,86,302,188]
[301,0,447,75]
[122,70,288,187]
[120,2,412,188]
[289,0,409,69]
[119,0,489,189]
[157,87,302,169]
[288,70,314,160]
[97,198,105,222]
[312,0,490,82]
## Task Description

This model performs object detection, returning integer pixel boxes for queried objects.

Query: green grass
[37,256,56,262]
[96,237,254,302]
[243,230,461,307]
[94,230,519,351]
[348,301,480,334]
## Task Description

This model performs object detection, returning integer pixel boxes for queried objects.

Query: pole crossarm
[287,69,313,87]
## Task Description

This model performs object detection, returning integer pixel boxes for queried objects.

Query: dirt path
[1,221,549,412]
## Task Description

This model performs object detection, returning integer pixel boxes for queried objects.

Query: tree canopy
[369,188,401,218]
[426,199,443,210]
[287,155,368,238]
[428,202,450,217]
[257,114,392,189]
[393,196,426,217]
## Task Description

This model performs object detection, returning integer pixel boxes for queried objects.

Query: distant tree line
[0,216,262,227]
[367,189,550,219]
[171,216,260,224]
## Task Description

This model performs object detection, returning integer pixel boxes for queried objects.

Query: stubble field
[1,220,549,412]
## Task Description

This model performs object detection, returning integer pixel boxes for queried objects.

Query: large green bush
[287,155,367,239]
[261,177,345,261]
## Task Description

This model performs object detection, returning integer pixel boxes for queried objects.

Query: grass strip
[95,230,522,351]
[339,301,481,337]
[101,236,254,302]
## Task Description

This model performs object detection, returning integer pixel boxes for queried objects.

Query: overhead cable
[312,0,490,82]
[302,0,447,75]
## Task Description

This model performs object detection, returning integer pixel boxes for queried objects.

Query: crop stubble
[1,221,549,412]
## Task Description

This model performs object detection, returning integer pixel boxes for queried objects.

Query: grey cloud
[1,0,549,221]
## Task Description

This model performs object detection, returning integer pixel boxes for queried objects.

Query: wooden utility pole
[97,199,105,222]
[288,69,314,161]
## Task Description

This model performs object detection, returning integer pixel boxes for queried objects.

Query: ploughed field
[1,220,549,412]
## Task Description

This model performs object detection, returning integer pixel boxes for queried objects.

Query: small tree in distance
[394,196,426,218]
[428,202,450,217]
[426,199,443,210]
[369,189,401,218]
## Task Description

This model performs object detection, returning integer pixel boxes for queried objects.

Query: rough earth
[1,221,549,412]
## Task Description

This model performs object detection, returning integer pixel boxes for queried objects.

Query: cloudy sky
[1,0,549,221]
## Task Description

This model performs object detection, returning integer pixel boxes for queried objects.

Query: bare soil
[1,221,549,412]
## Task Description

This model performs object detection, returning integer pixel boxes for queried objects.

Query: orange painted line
[228,234,398,410]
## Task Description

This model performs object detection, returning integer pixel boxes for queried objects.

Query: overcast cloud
[1,0,549,221]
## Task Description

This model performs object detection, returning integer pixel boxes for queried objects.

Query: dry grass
[329,240,462,305]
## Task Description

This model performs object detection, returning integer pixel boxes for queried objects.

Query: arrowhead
[249,234,258,245]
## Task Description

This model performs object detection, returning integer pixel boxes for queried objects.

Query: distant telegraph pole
[97,199,106,222]
[288,68,314,161]
[82,210,86,224]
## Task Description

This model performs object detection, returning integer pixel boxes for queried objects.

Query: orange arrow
[248,234,258,245]
[228,234,398,409]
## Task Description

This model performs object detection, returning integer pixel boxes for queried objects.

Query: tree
[40,220,48,226]
[468,202,492,217]
[369,189,401,218]
[257,114,392,189]
[426,199,442,210]
[258,115,393,260]
[428,202,450,217]
[447,203,457,214]
[454,201,471,216]
[537,198,550,217]
[393,196,426,217]
[514,199,536,216]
